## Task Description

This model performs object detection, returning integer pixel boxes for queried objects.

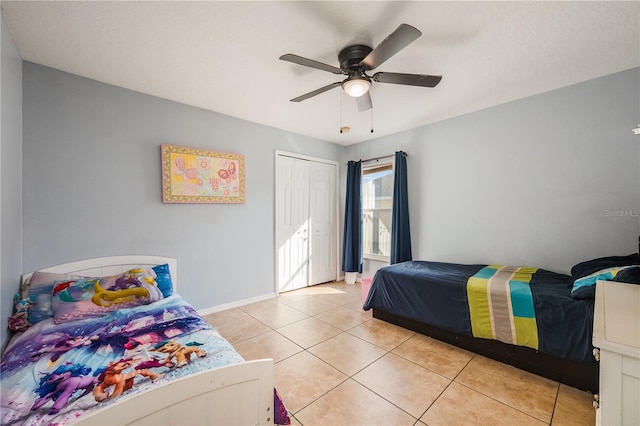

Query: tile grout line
[549,382,561,425]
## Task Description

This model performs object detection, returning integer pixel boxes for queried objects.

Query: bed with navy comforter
[363,255,640,392]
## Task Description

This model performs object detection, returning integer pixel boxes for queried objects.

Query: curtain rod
[347,151,407,165]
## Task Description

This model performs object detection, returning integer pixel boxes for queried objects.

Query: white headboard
[21,255,178,291]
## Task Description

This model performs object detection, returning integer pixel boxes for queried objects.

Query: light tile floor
[204,281,596,426]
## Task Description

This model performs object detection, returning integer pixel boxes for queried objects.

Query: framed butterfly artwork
[161,144,245,203]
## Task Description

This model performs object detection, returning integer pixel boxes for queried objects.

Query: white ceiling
[2,1,639,145]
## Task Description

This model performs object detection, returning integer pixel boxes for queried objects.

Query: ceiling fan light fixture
[342,76,371,98]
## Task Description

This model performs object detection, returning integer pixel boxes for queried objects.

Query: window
[362,162,394,261]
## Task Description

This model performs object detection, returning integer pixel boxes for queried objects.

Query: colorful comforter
[363,261,595,362]
[467,265,539,350]
[0,295,244,426]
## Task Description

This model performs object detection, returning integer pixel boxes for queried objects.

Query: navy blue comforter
[363,261,594,362]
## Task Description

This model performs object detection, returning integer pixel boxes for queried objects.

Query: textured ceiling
[2,1,639,145]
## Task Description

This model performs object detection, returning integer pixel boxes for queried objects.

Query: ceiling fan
[280,24,442,112]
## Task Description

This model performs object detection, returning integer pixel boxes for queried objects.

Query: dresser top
[593,280,640,357]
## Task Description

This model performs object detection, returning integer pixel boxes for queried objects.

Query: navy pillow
[612,266,640,284]
[571,253,640,281]
[152,263,174,297]
[570,253,640,300]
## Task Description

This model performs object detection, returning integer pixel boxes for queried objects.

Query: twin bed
[363,254,640,393]
[1,256,288,426]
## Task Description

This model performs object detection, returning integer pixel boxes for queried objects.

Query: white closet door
[276,156,310,292]
[309,161,336,285]
[276,153,337,293]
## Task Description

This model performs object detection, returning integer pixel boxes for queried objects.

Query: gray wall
[22,62,342,311]
[7,57,640,350]
[346,68,640,275]
[1,13,23,346]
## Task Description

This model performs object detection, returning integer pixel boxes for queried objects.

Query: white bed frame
[20,255,275,426]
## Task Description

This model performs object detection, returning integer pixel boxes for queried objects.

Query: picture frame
[161,144,245,203]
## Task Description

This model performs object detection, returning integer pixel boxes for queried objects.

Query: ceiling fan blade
[373,72,442,87]
[356,91,372,112]
[280,54,343,74]
[290,82,342,102]
[360,24,421,70]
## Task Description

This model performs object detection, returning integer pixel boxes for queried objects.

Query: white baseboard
[197,292,277,316]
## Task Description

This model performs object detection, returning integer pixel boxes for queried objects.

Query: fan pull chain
[370,108,374,133]
[339,92,343,133]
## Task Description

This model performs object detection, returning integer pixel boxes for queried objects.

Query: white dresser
[593,280,640,426]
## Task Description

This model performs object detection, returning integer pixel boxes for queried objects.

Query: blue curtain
[342,160,362,273]
[390,151,412,264]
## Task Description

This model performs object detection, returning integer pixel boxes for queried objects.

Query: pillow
[24,263,174,324]
[25,271,82,324]
[569,253,640,300]
[612,266,640,284]
[571,265,639,300]
[571,253,640,281]
[52,267,164,324]
[152,263,173,297]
